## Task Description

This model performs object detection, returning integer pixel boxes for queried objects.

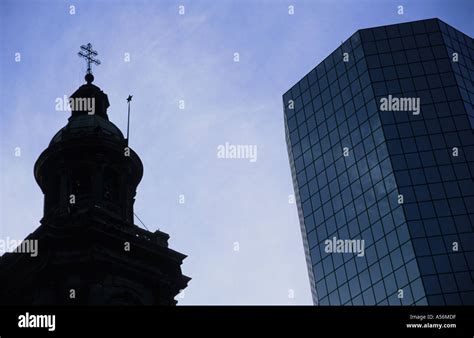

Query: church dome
[49,75,126,146]
[50,114,125,146]
[34,43,144,228]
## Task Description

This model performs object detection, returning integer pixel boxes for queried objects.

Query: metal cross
[78,43,101,74]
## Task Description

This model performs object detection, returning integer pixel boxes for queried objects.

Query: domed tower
[35,72,141,228]
[0,44,190,305]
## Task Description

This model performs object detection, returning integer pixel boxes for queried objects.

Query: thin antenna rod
[126,95,133,145]
[134,212,149,231]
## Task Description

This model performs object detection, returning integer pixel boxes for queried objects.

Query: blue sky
[0,0,472,305]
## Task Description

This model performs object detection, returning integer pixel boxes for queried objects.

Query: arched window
[103,167,119,203]
[71,166,92,198]
[45,174,60,212]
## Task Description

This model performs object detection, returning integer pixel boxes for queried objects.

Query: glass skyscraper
[283,18,473,305]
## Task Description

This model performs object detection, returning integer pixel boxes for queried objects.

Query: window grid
[284,18,474,305]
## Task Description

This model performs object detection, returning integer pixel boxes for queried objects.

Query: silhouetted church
[0,44,190,305]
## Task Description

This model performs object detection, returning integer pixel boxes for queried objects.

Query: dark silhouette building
[284,19,473,305]
[0,45,190,305]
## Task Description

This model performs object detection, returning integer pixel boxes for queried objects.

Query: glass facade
[283,19,473,305]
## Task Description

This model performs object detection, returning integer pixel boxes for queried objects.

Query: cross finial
[78,43,101,84]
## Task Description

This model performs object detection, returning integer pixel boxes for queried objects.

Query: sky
[0,0,472,305]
